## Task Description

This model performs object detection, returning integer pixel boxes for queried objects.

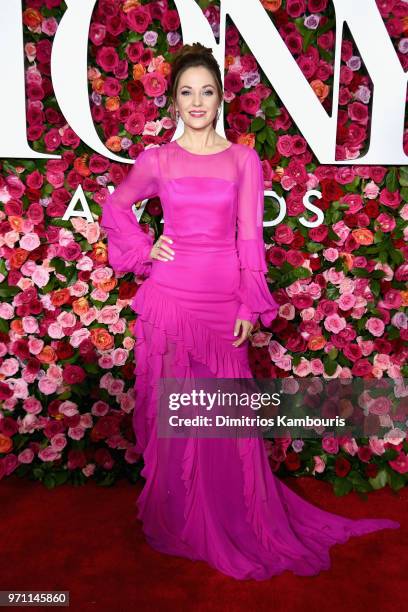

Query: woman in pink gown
[100,45,399,581]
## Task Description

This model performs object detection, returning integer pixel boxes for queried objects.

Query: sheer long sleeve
[235,147,279,326]
[100,147,159,277]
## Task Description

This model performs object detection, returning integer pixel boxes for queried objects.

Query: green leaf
[333,477,353,497]
[302,29,316,52]
[371,280,381,298]
[324,357,337,376]
[398,166,408,187]
[251,117,266,132]
[265,105,281,119]
[386,167,398,192]
[265,129,277,147]
[387,469,406,492]
[368,469,387,490]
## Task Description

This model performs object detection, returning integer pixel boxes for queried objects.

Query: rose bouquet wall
[0,0,407,495]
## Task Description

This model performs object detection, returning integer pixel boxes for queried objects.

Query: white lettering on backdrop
[1,1,406,226]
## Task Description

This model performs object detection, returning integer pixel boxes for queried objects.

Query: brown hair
[169,42,223,128]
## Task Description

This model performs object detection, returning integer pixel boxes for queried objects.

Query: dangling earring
[216,107,221,121]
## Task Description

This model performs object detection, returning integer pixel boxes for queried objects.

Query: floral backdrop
[0,0,407,495]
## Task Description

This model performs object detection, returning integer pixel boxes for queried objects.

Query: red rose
[320,179,344,202]
[284,452,301,471]
[357,446,373,463]
[118,281,137,301]
[274,224,294,245]
[365,463,378,479]
[268,247,287,266]
[126,6,152,33]
[162,9,180,31]
[365,201,379,218]
[335,456,351,477]
[309,225,328,242]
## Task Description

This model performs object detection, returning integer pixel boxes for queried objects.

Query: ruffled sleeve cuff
[236,268,279,327]
[100,199,154,277]
[235,238,278,327]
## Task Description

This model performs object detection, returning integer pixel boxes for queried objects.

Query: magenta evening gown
[100,140,400,581]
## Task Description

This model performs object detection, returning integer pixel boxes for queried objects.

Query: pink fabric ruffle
[131,277,252,454]
[236,238,279,326]
[100,199,154,277]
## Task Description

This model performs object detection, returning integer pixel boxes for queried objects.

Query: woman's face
[175,65,220,129]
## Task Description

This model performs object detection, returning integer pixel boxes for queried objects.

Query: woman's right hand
[149,235,175,261]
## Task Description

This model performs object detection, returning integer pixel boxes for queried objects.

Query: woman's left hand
[232,318,254,347]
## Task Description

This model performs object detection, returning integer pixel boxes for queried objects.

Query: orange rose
[123,0,140,12]
[90,328,114,350]
[8,216,23,232]
[38,346,57,364]
[10,320,24,335]
[106,136,122,152]
[157,61,172,78]
[352,228,374,246]
[401,291,408,307]
[51,288,71,307]
[93,242,110,265]
[92,77,105,94]
[23,8,43,29]
[105,96,120,112]
[261,0,282,11]
[308,335,326,351]
[98,277,117,293]
[0,434,13,454]
[74,155,91,177]
[72,297,90,316]
[237,133,256,148]
[341,253,354,271]
[133,64,146,81]
[310,79,330,102]
[10,248,29,269]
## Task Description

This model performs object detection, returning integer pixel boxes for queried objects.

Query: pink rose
[388,452,408,475]
[365,317,385,337]
[380,289,403,310]
[322,436,339,454]
[274,225,294,245]
[324,313,346,334]
[293,358,311,377]
[89,23,106,46]
[141,71,167,97]
[96,46,119,72]
[351,359,372,376]
[312,456,326,474]
[38,446,61,461]
[239,92,261,115]
[375,212,396,232]
[368,396,391,416]
[379,188,401,209]
[340,193,363,214]
[286,0,306,18]
[337,293,356,310]
[364,181,380,198]
[41,17,58,36]
[277,135,295,157]
[126,6,152,33]
[18,448,35,464]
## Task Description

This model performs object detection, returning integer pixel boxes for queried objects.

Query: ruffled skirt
[130,252,400,581]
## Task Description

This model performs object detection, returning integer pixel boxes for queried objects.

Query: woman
[100,43,399,581]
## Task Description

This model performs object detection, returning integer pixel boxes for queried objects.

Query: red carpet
[1,473,406,612]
